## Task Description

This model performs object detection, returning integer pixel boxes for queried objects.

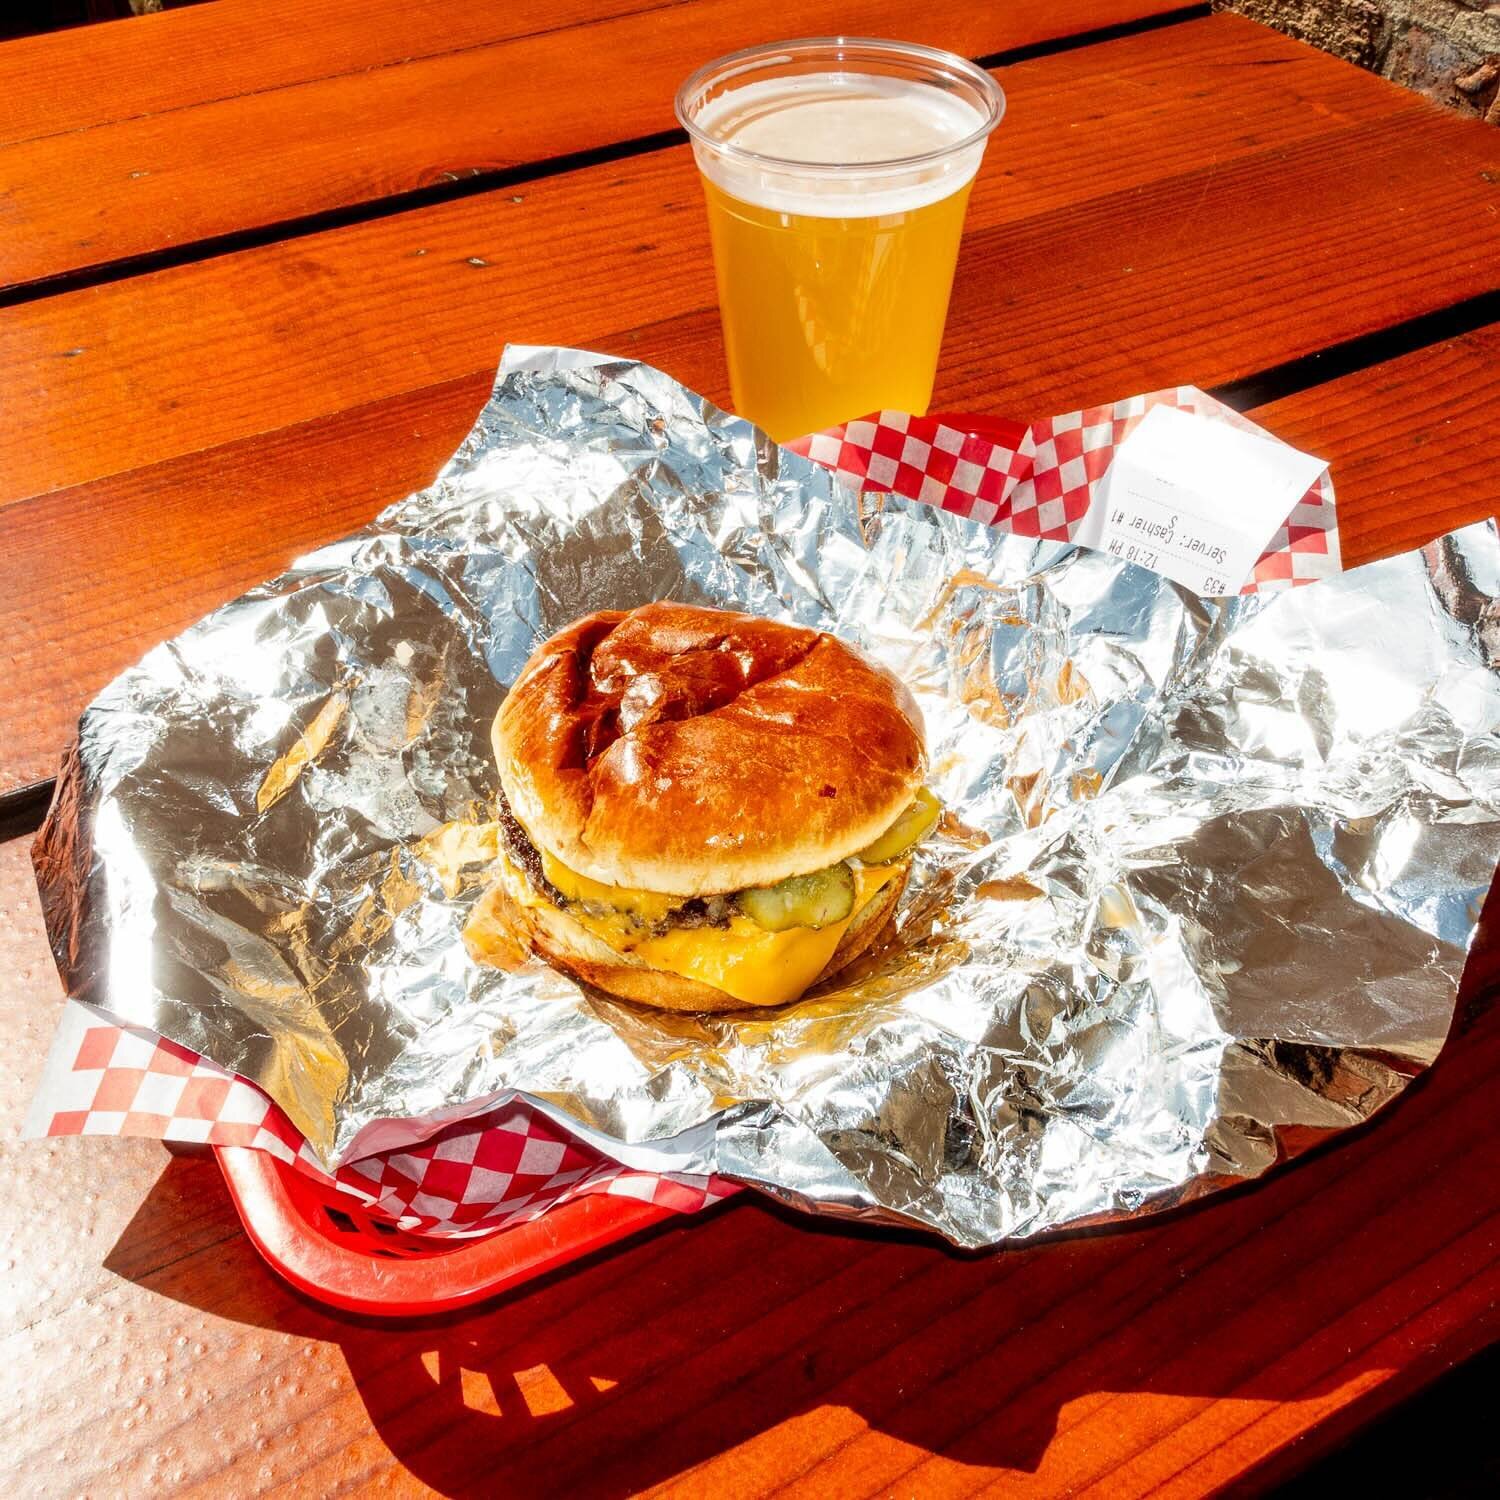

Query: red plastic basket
[214,1146,706,1317]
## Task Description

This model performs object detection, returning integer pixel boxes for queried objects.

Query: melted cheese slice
[539,847,683,922]
[632,864,897,1005]
[517,858,897,1006]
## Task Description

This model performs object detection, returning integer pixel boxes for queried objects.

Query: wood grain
[1253,323,1500,568]
[1,834,1495,1497]
[0,0,1187,289]
[4,14,1490,505]
[0,0,678,145]
[0,0,1184,148]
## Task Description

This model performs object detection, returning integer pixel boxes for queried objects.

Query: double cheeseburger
[473,601,939,1012]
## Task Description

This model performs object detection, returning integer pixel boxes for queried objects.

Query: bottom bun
[469,858,908,1013]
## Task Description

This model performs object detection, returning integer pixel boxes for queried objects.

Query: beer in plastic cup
[676,38,1004,441]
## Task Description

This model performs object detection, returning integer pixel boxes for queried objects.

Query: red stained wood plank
[1252,325,1500,568]
[0,0,1184,146]
[0,0,682,144]
[0,0,1187,289]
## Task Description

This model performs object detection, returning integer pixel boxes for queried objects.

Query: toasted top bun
[494,602,925,895]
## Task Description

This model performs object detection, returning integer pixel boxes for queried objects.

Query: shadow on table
[104,926,1500,1498]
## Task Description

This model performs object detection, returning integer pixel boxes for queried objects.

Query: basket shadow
[101,915,1499,1498]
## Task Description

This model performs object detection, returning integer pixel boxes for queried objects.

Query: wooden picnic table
[0,1,1497,1494]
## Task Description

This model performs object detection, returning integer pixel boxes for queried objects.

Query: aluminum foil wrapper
[35,348,1500,1248]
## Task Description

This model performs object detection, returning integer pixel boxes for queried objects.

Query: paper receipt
[1096,405,1327,597]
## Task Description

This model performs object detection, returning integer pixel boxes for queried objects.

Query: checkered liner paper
[24,383,1339,1238]
[26,999,735,1237]
[787,384,1340,592]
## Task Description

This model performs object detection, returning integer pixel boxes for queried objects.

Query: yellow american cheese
[629,864,896,1005]
[522,854,897,1006]
[539,847,684,922]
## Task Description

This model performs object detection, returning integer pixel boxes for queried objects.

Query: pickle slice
[856,787,941,864]
[736,862,856,932]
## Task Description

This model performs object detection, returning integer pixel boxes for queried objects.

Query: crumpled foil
[35,348,1500,1248]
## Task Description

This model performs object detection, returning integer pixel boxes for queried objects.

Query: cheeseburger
[474,601,938,1012]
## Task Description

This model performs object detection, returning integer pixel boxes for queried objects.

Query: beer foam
[692,73,989,218]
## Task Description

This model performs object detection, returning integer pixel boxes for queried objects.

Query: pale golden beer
[677,41,1004,442]
[700,177,974,442]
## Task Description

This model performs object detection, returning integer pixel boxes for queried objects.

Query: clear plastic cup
[676,37,1005,441]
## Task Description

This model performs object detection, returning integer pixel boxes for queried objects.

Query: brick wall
[1215,0,1500,122]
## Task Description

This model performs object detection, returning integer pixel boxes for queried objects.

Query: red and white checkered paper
[26,1000,735,1237]
[789,386,1340,594]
